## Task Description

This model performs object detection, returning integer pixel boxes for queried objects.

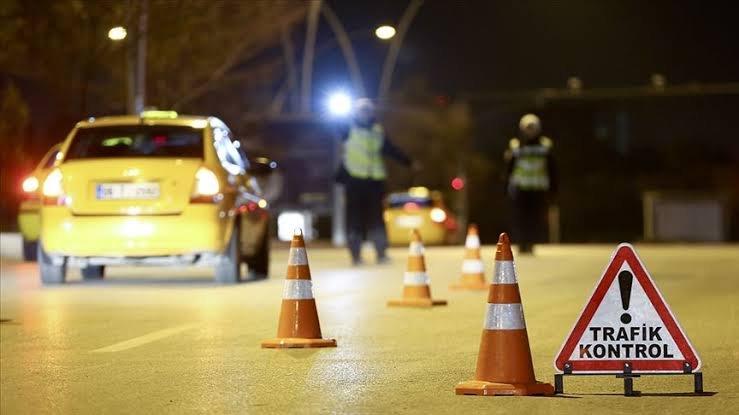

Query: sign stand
[553,243,703,396]
[554,362,703,396]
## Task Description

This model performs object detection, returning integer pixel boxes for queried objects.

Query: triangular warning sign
[554,243,701,374]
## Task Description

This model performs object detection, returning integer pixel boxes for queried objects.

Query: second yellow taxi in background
[17,143,61,260]
[384,186,458,245]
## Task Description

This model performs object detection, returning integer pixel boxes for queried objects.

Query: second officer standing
[503,114,558,254]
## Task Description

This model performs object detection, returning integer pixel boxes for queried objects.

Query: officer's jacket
[504,136,557,193]
[338,122,411,182]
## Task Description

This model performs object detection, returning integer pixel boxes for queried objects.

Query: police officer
[504,114,557,254]
[336,98,413,265]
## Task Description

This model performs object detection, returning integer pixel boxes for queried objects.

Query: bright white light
[375,25,396,40]
[278,212,306,241]
[122,219,154,237]
[22,176,39,193]
[42,169,63,197]
[430,207,447,223]
[108,26,127,41]
[191,119,208,129]
[194,167,220,196]
[327,92,352,116]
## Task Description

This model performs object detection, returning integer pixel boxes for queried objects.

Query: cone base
[387,298,447,308]
[455,380,554,396]
[261,337,337,349]
[449,281,488,291]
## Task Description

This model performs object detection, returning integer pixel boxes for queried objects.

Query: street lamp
[108,26,127,41]
[374,25,396,40]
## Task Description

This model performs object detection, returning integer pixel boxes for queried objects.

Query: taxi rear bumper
[40,205,233,258]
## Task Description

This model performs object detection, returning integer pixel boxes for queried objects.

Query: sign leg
[623,377,634,396]
[554,374,564,394]
[694,372,703,394]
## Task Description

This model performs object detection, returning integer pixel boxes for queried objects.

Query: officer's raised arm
[381,135,412,166]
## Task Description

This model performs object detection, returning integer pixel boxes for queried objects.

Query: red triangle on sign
[554,243,701,374]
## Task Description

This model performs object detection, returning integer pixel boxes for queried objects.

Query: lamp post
[378,0,424,99]
[107,0,147,114]
[108,26,134,113]
[134,0,148,114]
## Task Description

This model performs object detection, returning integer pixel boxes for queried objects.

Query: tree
[0,82,30,228]
[0,0,308,119]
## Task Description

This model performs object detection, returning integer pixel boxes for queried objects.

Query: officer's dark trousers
[511,191,549,253]
[345,178,388,262]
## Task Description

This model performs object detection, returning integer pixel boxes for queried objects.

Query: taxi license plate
[96,183,160,200]
[395,215,423,228]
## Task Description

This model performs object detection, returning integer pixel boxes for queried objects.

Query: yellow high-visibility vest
[510,137,552,191]
[344,124,387,180]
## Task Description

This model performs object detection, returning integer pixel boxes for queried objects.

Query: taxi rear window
[65,125,204,160]
[387,194,432,208]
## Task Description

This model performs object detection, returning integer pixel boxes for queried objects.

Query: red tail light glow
[22,176,39,193]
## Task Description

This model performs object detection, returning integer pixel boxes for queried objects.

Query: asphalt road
[1,243,738,414]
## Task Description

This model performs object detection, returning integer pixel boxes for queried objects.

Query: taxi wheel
[22,239,38,262]
[38,242,67,285]
[82,265,105,280]
[215,224,242,284]
[246,225,270,280]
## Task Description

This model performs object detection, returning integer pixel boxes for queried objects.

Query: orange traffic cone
[455,233,553,396]
[261,229,336,348]
[388,229,447,308]
[450,224,487,290]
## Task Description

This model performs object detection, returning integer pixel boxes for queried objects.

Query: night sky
[319,0,739,97]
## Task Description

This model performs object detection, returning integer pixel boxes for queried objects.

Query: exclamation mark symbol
[618,270,633,324]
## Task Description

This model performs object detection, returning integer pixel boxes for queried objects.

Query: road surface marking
[92,323,197,353]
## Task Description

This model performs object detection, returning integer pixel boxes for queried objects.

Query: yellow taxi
[18,143,61,260]
[384,186,458,245]
[38,110,272,284]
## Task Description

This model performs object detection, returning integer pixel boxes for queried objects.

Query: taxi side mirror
[247,156,277,176]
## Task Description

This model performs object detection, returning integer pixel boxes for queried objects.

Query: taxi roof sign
[140,110,178,119]
[554,243,701,374]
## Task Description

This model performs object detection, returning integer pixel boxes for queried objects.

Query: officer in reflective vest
[504,113,557,254]
[336,98,413,265]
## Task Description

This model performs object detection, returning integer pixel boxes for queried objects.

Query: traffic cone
[450,224,487,290]
[387,229,447,308]
[455,233,553,396]
[261,229,336,348]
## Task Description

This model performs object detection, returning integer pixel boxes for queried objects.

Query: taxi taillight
[190,167,220,203]
[42,169,66,206]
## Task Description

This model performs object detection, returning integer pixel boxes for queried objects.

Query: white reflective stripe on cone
[283,279,314,299]
[483,303,526,330]
[403,271,429,286]
[408,241,424,256]
[465,235,480,249]
[493,260,517,284]
[462,259,484,274]
[288,247,308,265]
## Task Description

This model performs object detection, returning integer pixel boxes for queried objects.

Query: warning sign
[554,243,701,374]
